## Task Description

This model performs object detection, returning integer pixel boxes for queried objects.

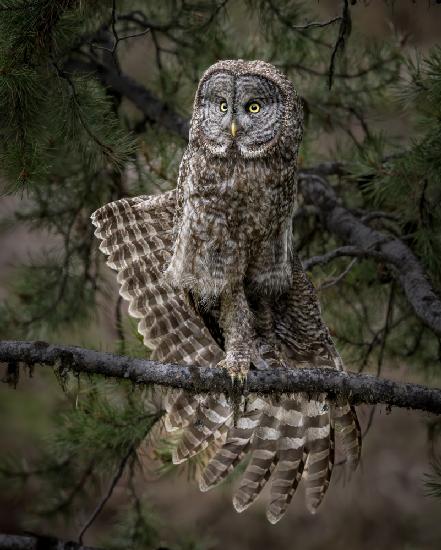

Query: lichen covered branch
[299,173,441,337]
[1,340,440,415]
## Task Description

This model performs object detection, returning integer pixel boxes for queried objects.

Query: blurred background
[1,1,441,549]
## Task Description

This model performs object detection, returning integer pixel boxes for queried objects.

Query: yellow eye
[248,102,261,114]
[219,101,228,112]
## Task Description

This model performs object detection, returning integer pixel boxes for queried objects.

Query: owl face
[197,70,285,158]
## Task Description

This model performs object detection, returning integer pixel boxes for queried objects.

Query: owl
[91,60,361,524]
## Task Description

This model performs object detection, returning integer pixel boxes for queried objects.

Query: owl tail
[334,404,362,468]
[170,394,233,464]
[232,399,282,513]
[199,397,265,491]
[233,395,335,523]
[266,396,306,524]
[303,399,335,514]
[164,392,202,432]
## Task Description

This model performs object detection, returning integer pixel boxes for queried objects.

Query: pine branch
[0,533,101,550]
[1,340,440,415]
[299,173,441,338]
[64,58,190,139]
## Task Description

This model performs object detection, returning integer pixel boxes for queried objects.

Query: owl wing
[91,190,222,367]
[91,191,225,450]
[274,253,361,468]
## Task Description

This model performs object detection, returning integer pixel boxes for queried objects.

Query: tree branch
[0,533,101,550]
[298,173,441,337]
[1,340,440,415]
[64,58,189,140]
[328,0,351,89]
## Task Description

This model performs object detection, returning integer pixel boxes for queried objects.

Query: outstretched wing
[91,191,222,367]
[91,191,224,450]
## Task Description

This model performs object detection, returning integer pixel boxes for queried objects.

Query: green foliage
[0,377,174,544]
[105,501,162,550]
[52,382,156,462]
[350,48,441,287]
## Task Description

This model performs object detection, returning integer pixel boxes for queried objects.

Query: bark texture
[1,340,440,414]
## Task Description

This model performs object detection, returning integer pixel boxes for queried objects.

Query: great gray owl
[91,59,361,524]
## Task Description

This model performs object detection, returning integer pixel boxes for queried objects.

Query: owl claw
[217,353,250,387]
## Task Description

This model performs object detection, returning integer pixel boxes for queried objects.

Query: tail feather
[334,404,361,468]
[172,394,233,464]
[266,396,306,524]
[200,397,265,491]
[164,392,203,433]
[304,399,335,513]
[232,400,281,513]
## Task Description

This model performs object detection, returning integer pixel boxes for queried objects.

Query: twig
[360,282,396,437]
[1,340,440,414]
[362,406,377,438]
[276,15,341,31]
[51,60,116,160]
[303,245,386,271]
[78,444,134,544]
[328,0,350,89]
[318,257,358,290]
[42,459,96,516]
[377,282,396,377]
[280,55,400,80]
[266,0,333,48]
[90,0,151,58]
[115,294,126,355]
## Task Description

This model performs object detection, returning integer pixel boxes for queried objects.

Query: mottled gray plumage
[91,59,361,524]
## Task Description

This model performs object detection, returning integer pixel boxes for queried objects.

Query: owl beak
[230,120,237,138]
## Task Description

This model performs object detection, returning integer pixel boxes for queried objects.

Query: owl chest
[187,168,289,242]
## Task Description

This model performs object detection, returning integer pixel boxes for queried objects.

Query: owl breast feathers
[91,59,361,524]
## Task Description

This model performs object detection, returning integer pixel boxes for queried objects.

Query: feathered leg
[217,285,254,382]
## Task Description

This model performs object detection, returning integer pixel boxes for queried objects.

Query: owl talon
[217,353,250,387]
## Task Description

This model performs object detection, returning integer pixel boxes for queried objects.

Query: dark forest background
[1,1,441,549]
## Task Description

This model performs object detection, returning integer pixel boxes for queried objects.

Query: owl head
[189,59,303,159]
